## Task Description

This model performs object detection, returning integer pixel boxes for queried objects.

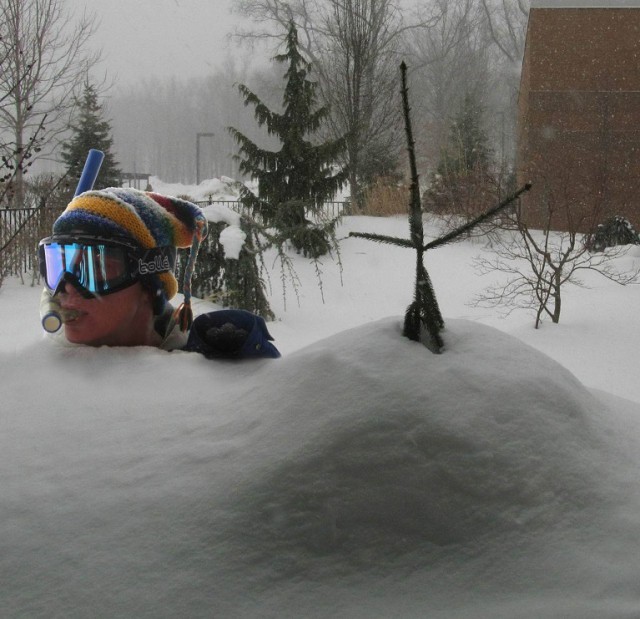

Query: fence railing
[0,200,350,278]
[0,206,64,277]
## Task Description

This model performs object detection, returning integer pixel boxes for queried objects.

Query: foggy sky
[67,0,250,89]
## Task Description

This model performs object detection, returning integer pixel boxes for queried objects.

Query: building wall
[517,7,640,231]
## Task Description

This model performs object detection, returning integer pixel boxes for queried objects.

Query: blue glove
[185,309,281,359]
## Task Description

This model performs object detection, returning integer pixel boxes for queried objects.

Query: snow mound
[220,318,610,556]
[3,318,639,618]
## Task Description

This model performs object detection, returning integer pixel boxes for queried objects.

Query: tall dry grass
[360,179,409,216]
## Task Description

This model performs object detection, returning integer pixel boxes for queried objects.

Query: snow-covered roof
[531,0,640,6]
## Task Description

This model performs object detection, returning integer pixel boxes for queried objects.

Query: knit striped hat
[52,187,208,330]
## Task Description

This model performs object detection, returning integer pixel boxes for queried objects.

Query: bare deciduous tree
[480,0,529,66]
[479,78,640,328]
[472,194,640,329]
[405,0,494,171]
[319,0,406,209]
[0,0,98,205]
[479,0,530,167]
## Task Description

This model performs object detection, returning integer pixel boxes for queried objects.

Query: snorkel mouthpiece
[42,310,62,333]
[39,288,81,333]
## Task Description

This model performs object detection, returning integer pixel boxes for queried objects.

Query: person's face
[58,280,159,347]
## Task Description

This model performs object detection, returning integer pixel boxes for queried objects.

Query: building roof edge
[531,0,640,7]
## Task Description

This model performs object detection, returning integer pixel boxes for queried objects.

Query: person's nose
[62,280,81,298]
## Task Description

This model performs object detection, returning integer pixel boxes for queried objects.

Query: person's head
[39,188,207,347]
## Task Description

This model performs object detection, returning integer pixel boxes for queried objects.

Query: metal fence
[0,206,64,277]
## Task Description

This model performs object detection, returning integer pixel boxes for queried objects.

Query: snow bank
[199,202,246,259]
[149,175,243,203]
[2,318,640,618]
[149,179,248,259]
[226,319,610,549]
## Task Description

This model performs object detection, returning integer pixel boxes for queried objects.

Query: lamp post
[196,132,215,185]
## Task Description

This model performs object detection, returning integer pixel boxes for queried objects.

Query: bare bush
[423,163,508,243]
[472,196,640,328]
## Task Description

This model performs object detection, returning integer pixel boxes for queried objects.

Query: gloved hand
[184,309,281,359]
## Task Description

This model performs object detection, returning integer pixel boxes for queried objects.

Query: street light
[196,132,215,185]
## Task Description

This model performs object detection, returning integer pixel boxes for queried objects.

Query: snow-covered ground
[3,181,640,618]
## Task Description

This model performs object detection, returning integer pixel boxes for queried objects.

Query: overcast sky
[68,0,258,89]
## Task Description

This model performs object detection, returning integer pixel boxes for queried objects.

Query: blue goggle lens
[42,242,131,294]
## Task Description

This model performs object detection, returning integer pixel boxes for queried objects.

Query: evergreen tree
[424,91,497,221]
[61,81,122,190]
[438,91,491,176]
[229,21,347,258]
[178,218,274,320]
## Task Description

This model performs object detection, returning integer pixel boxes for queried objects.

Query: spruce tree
[61,81,122,190]
[349,63,532,352]
[439,92,491,176]
[424,91,497,220]
[229,21,347,258]
[179,218,274,320]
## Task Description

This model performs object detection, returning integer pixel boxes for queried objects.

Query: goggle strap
[134,246,177,277]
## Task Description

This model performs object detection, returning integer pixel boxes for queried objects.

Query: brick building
[517,0,640,231]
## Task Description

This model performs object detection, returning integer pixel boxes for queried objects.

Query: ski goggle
[39,235,177,298]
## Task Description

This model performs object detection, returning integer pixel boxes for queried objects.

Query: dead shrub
[360,178,409,216]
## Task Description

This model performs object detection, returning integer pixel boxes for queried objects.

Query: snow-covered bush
[585,215,640,252]
[177,205,273,319]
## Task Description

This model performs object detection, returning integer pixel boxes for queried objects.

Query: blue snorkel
[73,149,105,196]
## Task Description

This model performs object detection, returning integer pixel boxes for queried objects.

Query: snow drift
[2,318,640,618]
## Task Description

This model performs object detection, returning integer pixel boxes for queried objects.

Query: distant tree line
[0,0,530,201]
[0,0,530,208]
[106,62,284,187]
[105,0,528,198]
[230,0,528,207]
